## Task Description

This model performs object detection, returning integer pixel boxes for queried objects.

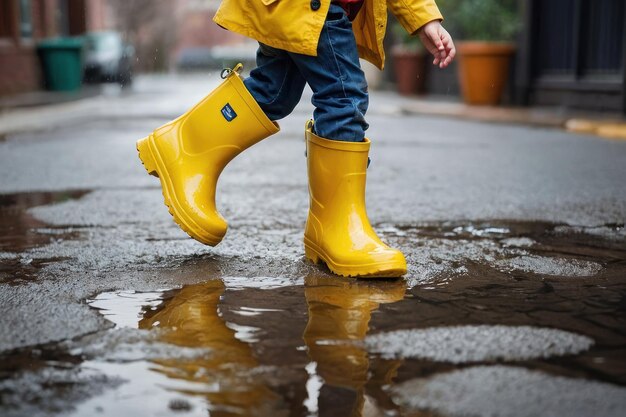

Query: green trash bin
[37,37,84,91]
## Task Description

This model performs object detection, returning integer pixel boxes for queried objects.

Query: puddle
[77,279,302,417]
[0,190,88,252]
[0,190,88,284]
[14,277,407,417]
[451,224,511,237]
[378,220,625,285]
[88,290,169,329]
[6,270,621,416]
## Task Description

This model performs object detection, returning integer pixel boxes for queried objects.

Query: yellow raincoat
[213,0,443,70]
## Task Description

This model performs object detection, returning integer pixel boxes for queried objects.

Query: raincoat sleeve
[387,0,444,35]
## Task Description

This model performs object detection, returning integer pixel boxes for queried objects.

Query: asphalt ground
[0,74,625,417]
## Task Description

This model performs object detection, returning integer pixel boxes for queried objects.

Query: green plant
[437,0,521,42]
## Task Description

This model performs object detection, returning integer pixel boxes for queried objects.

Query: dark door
[519,0,625,113]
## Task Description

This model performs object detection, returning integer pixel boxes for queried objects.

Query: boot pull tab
[367,157,371,169]
[220,63,244,79]
[304,119,315,158]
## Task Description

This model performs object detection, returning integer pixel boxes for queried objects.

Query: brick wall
[86,0,113,32]
[0,46,41,95]
[0,0,58,95]
[0,0,113,96]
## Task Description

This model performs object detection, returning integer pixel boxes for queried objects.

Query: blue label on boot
[221,103,237,122]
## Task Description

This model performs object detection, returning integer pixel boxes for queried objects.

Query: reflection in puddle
[88,290,166,329]
[137,280,282,416]
[83,280,283,416]
[303,276,406,416]
[233,306,283,317]
[75,360,210,416]
[83,277,406,416]
[222,275,304,290]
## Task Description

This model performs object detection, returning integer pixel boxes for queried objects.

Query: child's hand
[417,20,456,69]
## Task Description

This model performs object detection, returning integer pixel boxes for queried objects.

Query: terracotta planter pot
[457,41,516,105]
[392,48,426,96]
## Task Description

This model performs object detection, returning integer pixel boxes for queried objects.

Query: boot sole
[137,135,224,246]
[304,238,406,278]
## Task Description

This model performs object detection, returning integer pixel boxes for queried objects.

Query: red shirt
[333,0,364,20]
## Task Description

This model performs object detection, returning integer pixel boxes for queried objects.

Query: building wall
[0,0,54,95]
[0,46,41,95]
[0,0,113,95]
[35,0,60,38]
[86,0,112,32]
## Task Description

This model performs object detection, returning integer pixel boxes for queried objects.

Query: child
[137,0,455,278]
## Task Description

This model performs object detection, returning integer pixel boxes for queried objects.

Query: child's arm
[417,20,456,69]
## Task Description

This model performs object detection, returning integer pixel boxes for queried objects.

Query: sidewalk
[0,87,107,138]
[372,90,626,141]
[0,74,220,137]
[0,86,102,111]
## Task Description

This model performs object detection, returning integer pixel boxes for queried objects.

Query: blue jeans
[244,4,369,142]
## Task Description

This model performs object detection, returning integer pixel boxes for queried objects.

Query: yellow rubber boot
[304,122,407,278]
[136,64,279,246]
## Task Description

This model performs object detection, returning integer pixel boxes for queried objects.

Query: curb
[564,119,626,141]
[396,98,626,141]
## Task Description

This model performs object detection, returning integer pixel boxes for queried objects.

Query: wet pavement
[0,75,625,416]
